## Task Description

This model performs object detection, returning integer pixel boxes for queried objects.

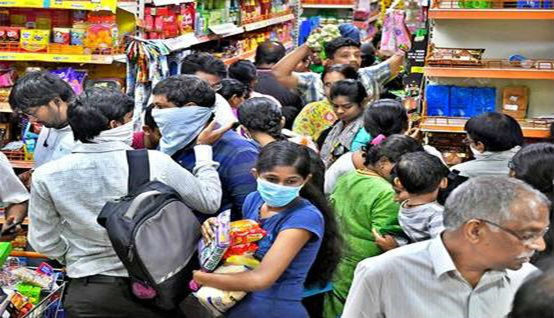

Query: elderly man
[342,176,550,318]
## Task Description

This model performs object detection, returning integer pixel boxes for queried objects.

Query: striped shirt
[398,201,445,242]
[294,62,392,104]
[176,130,259,221]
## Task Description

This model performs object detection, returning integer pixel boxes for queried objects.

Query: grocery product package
[380,10,412,55]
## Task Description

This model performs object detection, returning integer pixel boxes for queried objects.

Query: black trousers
[64,276,184,318]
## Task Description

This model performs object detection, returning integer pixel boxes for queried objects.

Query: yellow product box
[20,29,50,52]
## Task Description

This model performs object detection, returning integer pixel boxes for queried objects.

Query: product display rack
[421,0,554,144]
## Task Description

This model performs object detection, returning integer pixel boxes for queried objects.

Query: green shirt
[324,170,401,318]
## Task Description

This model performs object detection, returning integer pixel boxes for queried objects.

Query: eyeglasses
[479,219,549,246]
[211,83,222,91]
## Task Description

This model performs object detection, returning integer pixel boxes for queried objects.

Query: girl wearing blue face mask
[194,141,341,318]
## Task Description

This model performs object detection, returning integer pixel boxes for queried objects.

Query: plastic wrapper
[223,243,258,260]
[10,268,53,289]
[380,10,411,55]
[50,67,87,95]
[198,210,231,272]
[306,25,341,60]
[229,220,267,246]
[194,265,249,316]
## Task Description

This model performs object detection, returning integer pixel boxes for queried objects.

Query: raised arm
[272,45,312,90]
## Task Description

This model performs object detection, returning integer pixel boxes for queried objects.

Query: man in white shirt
[9,71,77,168]
[28,88,226,318]
[0,152,29,236]
[343,176,550,318]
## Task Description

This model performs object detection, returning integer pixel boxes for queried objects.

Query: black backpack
[97,149,201,310]
[437,169,469,206]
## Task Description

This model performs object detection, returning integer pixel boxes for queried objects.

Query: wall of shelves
[427,18,554,129]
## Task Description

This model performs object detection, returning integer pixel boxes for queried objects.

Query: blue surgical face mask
[257,178,303,208]
[152,106,213,156]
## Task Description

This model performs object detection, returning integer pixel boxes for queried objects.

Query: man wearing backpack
[28,88,226,318]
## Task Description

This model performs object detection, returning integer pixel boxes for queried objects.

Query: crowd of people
[1,28,553,318]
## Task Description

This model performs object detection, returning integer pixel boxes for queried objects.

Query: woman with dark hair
[510,143,554,269]
[319,79,371,168]
[238,97,318,152]
[323,135,423,318]
[194,141,342,318]
[292,64,358,142]
[452,112,524,178]
[228,60,283,108]
[218,78,248,118]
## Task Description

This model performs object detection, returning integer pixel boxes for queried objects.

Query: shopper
[238,97,317,151]
[0,152,29,236]
[292,64,358,142]
[151,75,258,220]
[228,60,283,107]
[8,71,76,167]
[320,79,371,168]
[342,176,549,318]
[510,268,554,318]
[324,135,423,318]
[194,141,341,318]
[324,99,445,194]
[180,52,237,125]
[28,87,224,318]
[254,40,304,127]
[132,105,161,150]
[391,152,449,243]
[272,36,404,104]
[510,143,554,269]
[218,78,248,118]
[452,112,524,178]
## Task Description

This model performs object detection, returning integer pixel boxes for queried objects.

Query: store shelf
[301,3,356,9]
[420,117,552,138]
[242,13,295,32]
[8,160,34,169]
[223,50,256,65]
[0,52,121,64]
[429,9,554,20]
[424,60,554,80]
[0,0,118,12]
[160,14,295,52]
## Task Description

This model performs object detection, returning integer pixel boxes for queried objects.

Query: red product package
[223,243,259,259]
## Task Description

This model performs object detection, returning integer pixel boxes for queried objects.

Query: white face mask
[92,121,134,146]
[470,144,485,159]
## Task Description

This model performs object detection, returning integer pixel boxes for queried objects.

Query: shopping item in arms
[192,218,267,315]
[305,25,341,60]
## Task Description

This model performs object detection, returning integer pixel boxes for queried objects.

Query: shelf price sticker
[0,0,44,8]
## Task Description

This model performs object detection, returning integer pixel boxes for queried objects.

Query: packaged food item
[72,10,87,23]
[224,255,260,268]
[198,210,231,272]
[10,267,53,289]
[50,68,87,94]
[380,10,412,54]
[70,28,86,46]
[427,46,485,66]
[223,242,258,259]
[20,29,50,52]
[16,284,41,305]
[229,220,267,246]
[306,24,341,60]
[194,264,249,316]
[8,292,33,316]
[52,27,71,45]
[6,27,21,42]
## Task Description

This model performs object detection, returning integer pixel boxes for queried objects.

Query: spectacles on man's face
[211,82,222,91]
[479,219,549,246]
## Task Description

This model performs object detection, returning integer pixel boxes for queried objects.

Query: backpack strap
[127,149,150,193]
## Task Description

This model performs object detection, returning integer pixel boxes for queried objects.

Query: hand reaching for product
[201,217,218,243]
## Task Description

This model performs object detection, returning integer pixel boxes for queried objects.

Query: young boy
[132,105,161,150]
[393,151,450,242]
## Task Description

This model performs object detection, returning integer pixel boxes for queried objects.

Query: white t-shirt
[34,125,75,168]
[214,93,238,126]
